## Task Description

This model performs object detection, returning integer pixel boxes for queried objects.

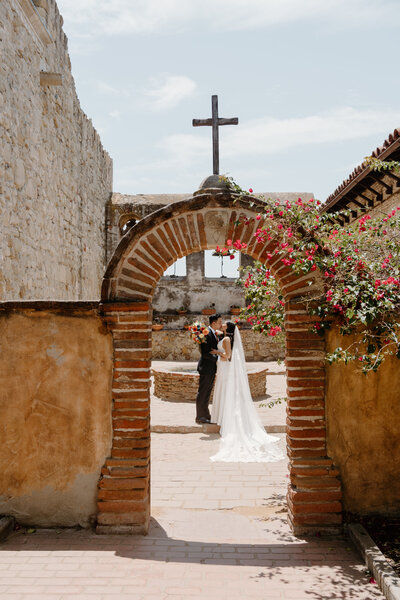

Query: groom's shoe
[196,417,210,424]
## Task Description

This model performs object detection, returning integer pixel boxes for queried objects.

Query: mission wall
[0,0,112,300]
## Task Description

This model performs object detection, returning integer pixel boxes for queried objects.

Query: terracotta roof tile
[325,127,400,209]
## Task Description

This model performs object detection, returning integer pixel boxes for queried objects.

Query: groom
[195,313,222,424]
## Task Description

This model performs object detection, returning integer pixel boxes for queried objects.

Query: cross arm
[218,118,239,126]
[192,118,239,127]
[192,119,212,127]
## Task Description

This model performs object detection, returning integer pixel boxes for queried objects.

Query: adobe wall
[0,0,113,300]
[0,303,113,526]
[326,326,400,515]
[152,328,284,361]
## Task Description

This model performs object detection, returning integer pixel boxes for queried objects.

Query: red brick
[287,398,325,408]
[287,447,326,459]
[126,257,159,280]
[114,428,150,438]
[171,219,188,254]
[288,428,326,439]
[287,418,325,429]
[105,467,149,478]
[287,408,325,418]
[112,448,150,459]
[98,477,147,490]
[288,489,342,503]
[164,221,184,256]
[155,226,178,260]
[287,389,325,399]
[118,278,153,295]
[178,217,191,250]
[113,438,150,449]
[290,475,341,489]
[290,500,342,514]
[121,267,156,288]
[291,466,340,477]
[113,418,149,429]
[113,400,149,410]
[286,369,325,379]
[291,513,342,525]
[105,458,149,467]
[288,439,326,449]
[285,359,325,368]
[97,500,147,513]
[147,232,173,264]
[112,409,149,419]
[98,489,147,501]
[287,378,324,388]
[136,244,164,276]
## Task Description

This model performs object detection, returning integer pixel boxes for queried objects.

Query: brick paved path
[0,363,383,599]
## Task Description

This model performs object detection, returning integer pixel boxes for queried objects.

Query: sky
[56,0,400,203]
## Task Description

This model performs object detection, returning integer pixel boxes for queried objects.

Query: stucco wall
[0,304,113,526]
[0,0,113,300]
[326,327,400,515]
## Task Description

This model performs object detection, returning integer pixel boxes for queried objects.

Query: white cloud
[157,107,400,162]
[109,110,121,119]
[144,75,196,110]
[96,80,124,95]
[57,0,399,37]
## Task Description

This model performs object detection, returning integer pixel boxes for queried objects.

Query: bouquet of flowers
[188,321,209,344]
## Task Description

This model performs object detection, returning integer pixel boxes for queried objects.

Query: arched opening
[98,189,342,535]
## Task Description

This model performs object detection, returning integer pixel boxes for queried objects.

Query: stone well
[152,364,268,402]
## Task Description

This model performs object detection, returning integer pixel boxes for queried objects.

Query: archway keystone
[98,189,342,535]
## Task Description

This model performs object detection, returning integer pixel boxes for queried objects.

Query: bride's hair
[225,321,236,349]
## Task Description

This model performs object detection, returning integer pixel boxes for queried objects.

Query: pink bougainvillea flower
[369,577,376,584]
[249,188,253,193]
[229,254,235,260]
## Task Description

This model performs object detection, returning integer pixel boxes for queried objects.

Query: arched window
[120,219,137,235]
[163,257,187,277]
[204,250,240,278]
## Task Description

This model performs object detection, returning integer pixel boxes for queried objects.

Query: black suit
[196,328,219,420]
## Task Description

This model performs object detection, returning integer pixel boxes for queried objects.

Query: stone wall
[152,327,285,361]
[0,302,113,526]
[0,0,113,300]
[152,364,267,401]
[326,326,400,515]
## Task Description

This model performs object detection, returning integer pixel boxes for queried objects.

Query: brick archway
[98,189,342,535]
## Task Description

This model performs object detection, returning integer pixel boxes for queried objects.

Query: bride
[210,321,284,463]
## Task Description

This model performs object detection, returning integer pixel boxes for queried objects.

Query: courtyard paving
[0,362,383,599]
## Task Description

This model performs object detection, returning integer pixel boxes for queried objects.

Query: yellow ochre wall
[0,306,113,526]
[326,327,400,515]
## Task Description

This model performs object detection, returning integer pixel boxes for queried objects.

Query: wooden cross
[192,95,238,175]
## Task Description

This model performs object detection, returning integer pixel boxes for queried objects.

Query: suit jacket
[197,329,219,374]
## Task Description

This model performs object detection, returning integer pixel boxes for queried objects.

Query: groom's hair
[209,314,221,326]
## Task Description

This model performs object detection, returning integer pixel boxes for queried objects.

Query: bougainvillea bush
[221,175,400,373]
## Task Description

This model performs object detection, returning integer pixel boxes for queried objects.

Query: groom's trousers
[196,365,216,420]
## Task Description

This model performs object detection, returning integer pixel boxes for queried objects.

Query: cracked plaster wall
[0,308,113,526]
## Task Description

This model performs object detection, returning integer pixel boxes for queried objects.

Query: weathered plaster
[0,307,113,526]
[326,326,400,515]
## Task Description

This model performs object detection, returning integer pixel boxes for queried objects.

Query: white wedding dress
[210,329,284,463]
[210,339,230,425]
